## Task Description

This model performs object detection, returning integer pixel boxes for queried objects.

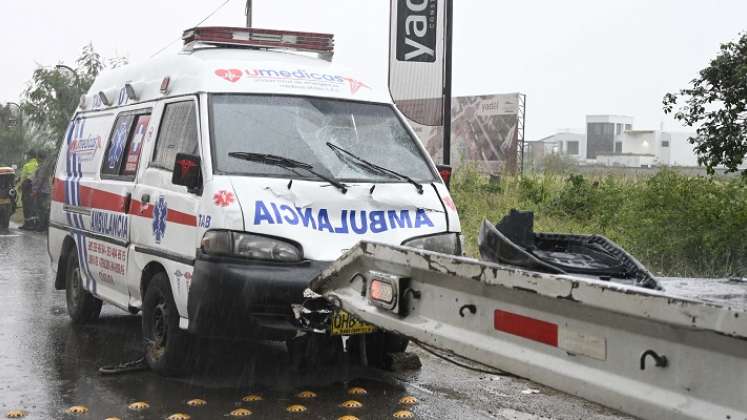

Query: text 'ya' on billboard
[389,0,446,127]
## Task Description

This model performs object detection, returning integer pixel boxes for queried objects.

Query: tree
[0,105,26,166]
[21,43,107,148]
[663,32,747,174]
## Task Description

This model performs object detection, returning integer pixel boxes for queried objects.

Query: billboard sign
[410,93,524,173]
[395,0,439,63]
[389,0,446,126]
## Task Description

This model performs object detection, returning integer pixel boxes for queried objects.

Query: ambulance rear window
[101,110,151,179]
[209,95,436,183]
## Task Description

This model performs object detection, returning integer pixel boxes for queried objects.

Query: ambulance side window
[101,111,151,179]
[151,101,199,171]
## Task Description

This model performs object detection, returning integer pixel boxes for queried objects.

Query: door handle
[140,193,150,214]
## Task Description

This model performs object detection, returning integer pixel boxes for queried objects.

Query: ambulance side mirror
[437,164,452,189]
[172,153,202,194]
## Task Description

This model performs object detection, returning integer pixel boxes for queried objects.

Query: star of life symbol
[108,121,128,169]
[152,195,168,244]
[213,190,235,207]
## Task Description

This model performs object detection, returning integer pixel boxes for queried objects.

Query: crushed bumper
[187,251,330,338]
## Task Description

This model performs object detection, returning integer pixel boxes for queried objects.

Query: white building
[585,115,634,159]
[596,130,671,167]
[530,114,701,168]
[533,131,587,160]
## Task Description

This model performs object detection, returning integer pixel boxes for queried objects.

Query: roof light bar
[182,26,335,59]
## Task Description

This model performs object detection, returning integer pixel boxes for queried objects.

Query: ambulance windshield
[210,94,436,183]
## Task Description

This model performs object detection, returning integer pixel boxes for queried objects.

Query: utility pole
[245,0,252,27]
[442,0,453,165]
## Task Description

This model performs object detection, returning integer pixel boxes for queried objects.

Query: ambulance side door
[130,97,201,314]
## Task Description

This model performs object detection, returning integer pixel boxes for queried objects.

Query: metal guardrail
[310,241,747,420]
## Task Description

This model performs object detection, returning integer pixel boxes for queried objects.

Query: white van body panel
[228,177,447,261]
[83,49,386,113]
[48,41,461,335]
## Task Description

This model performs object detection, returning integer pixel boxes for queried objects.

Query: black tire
[142,273,190,376]
[349,332,409,368]
[0,206,9,229]
[65,250,103,324]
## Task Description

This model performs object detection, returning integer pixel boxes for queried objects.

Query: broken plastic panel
[478,209,661,290]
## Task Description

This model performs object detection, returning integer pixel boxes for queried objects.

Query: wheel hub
[152,300,168,348]
[70,267,81,303]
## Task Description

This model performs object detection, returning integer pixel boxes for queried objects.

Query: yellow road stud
[393,410,415,419]
[65,405,89,415]
[286,404,308,413]
[347,387,368,396]
[5,410,27,418]
[241,394,263,402]
[338,416,360,420]
[167,414,191,420]
[399,396,418,405]
[296,390,317,399]
[229,408,253,417]
[340,400,363,409]
[128,401,150,411]
[187,399,207,407]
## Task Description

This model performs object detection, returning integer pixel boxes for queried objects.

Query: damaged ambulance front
[188,92,460,339]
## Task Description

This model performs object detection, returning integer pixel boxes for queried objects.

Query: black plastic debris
[478,209,661,290]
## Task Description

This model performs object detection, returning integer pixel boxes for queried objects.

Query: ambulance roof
[82,47,388,112]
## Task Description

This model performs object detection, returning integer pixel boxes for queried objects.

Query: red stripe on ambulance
[129,199,197,226]
[53,177,196,227]
[53,177,127,213]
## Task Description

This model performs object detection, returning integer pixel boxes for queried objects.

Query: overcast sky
[1,0,746,141]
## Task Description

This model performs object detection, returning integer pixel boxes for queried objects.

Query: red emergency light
[183,26,334,59]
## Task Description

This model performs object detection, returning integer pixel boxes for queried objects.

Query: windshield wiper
[326,142,424,194]
[228,152,348,193]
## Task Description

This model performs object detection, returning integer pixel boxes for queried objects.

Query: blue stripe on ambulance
[65,118,97,294]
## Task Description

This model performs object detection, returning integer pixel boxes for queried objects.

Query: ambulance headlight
[201,230,303,262]
[402,233,461,255]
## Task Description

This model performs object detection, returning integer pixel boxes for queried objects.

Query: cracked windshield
[211,95,436,182]
[1,1,746,419]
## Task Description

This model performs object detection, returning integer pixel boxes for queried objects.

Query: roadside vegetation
[451,166,747,278]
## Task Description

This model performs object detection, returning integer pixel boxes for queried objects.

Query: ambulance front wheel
[142,272,190,376]
[64,250,102,324]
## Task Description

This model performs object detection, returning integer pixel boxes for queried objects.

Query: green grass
[451,166,747,278]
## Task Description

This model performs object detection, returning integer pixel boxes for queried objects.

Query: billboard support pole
[245,0,253,27]
[518,94,527,174]
[442,0,453,165]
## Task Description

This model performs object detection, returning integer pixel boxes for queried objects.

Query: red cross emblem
[213,190,235,207]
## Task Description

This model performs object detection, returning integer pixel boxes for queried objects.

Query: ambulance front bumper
[187,251,331,338]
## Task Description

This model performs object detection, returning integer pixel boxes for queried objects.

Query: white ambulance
[48,26,461,374]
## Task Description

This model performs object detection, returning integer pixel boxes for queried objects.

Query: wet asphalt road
[0,224,632,420]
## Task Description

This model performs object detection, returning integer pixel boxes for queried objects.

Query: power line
[150,0,235,58]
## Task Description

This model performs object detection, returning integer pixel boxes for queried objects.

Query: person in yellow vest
[18,150,39,230]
